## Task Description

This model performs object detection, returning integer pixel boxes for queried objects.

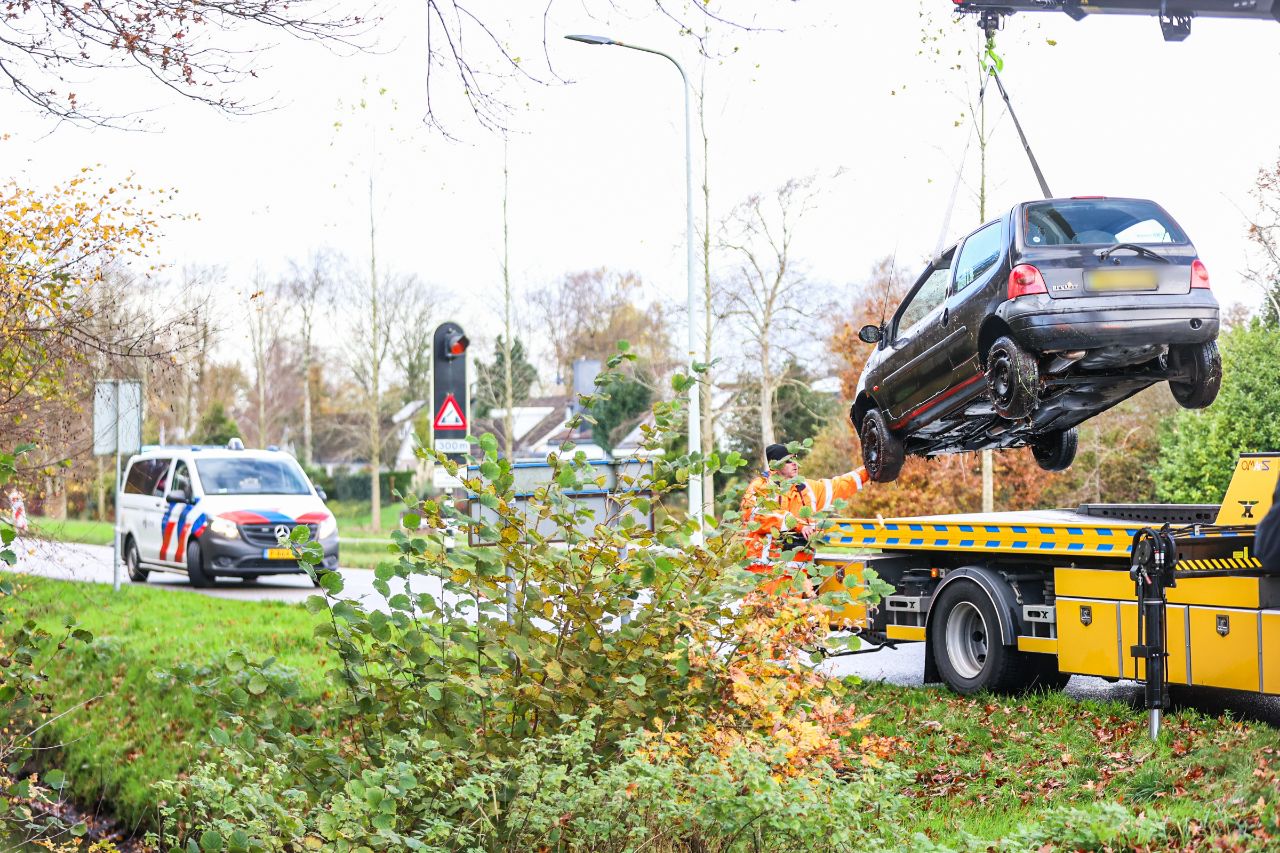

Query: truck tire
[860,407,905,483]
[931,581,1035,695]
[186,539,213,588]
[1167,341,1221,410]
[125,537,149,583]
[1031,427,1078,472]
[985,336,1039,420]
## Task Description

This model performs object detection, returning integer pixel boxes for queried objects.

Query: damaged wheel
[986,336,1039,420]
[1167,341,1221,410]
[860,407,905,483]
[1031,427,1078,473]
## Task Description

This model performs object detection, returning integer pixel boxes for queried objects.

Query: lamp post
[565,33,704,542]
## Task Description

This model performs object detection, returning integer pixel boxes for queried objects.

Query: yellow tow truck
[815,452,1278,733]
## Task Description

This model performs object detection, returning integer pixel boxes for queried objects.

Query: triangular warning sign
[433,393,467,431]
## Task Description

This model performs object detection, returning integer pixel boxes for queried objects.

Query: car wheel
[931,581,1035,695]
[186,539,213,588]
[1031,427,1078,472]
[125,537,148,583]
[860,407,905,483]
[985,336,1039,420]
[1167,341,1222,410]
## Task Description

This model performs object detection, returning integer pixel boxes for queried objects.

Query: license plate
[263,548,295,560]
[1087,269,1159,292]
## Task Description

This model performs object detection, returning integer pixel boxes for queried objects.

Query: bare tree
[245,270,283,447]
[283,251,338,465]
[717,174,832,451]
[390,274,442,404]
[1246,153,1280,324]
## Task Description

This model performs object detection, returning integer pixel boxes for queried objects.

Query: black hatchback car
[851,197,1221,482]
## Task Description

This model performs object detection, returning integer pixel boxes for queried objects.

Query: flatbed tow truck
[813,452,1279,734]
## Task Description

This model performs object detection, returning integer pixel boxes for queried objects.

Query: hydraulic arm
[951,1,1280,41]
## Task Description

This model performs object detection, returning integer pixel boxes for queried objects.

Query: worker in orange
[740,443,871,595]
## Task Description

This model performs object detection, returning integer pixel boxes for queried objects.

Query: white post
[112,381,122,591]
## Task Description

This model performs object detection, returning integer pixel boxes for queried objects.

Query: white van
[117,441,338,587]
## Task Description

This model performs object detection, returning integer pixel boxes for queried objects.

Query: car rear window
[196,458,312,496]
[1023,199,1187,247]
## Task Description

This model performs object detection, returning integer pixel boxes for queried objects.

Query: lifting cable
[932,36,1054,260]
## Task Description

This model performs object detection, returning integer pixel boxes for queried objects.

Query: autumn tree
[282,251,337,465]
[1245,152,1280,325]
[473,337,538,418]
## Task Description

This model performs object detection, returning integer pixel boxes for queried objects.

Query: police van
[117,440,339,587]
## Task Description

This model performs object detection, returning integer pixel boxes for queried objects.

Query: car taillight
[1190,259,1211,290]
[1008,264,1047,299]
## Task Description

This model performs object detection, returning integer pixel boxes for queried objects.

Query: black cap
[765,443,790,463]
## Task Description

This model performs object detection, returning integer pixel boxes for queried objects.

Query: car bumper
[1002,294,1219,352]
[200,532,340,576]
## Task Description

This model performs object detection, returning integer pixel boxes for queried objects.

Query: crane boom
[951,0,1280,41]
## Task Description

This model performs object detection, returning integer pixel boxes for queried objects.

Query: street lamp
[564,33,704,542]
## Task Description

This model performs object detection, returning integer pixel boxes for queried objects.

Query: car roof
[129,446,298,463]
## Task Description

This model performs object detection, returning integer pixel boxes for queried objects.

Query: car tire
[860,407,905,483]
[1167,341,1222,410]
[931,581,1035,695]
[1031,427,1078,472]
[125,537,148,583]
[985,336,1040,420]
[186,539,213,588]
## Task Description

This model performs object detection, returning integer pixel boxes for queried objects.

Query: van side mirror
[165,488,191,504]
[858,324,883,345]
[317,488,328,502]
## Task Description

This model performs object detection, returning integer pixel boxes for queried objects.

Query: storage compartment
[1056,598,1121,678]
[1189,607,1260,692]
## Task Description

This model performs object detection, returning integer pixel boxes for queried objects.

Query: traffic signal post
[429,322,470,490]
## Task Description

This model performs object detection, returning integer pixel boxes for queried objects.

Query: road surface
[7,536,1280,726]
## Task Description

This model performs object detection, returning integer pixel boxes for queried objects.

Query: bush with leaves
[0,445,96,848]
[155,353,898,850]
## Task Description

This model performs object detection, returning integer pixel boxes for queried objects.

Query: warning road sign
[433,393,467,431]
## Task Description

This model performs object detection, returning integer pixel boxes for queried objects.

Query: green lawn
[28,516,115,546]
[3,576,327,831]
[327,499,410,538]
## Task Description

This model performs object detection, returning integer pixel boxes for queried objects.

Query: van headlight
[210,517,240,539]
[317,516,337,539]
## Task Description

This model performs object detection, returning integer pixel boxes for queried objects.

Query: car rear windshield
[196,458,312,496]
[1023,199,1187,247]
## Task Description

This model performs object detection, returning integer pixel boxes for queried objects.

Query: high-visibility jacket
[739,468,870,571]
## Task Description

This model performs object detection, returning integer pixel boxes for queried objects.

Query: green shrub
[331,468,413,502]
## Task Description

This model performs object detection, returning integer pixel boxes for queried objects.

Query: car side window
[147,458,173,498]
[171,460,192,498]
[896,268,950,339]
[953,221,1003,293]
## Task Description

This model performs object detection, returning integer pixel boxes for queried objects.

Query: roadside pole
[113,383,122,591]
[94,379,141,593]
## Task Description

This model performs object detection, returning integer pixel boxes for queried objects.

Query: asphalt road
[8,536,1280,727]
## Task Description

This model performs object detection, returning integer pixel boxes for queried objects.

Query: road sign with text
[430,322,469,473]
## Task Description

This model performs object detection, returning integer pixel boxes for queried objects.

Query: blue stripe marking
[1039,526,1055,534]
[1098,528,1113,536]
[886,537,900,545]
[1068,528,1083,536]
[1013,542,1028,549]
[986,540,1000,548]
[174,503,193,542]
[960,525,974,532]
[1013,526,1028,534]
[933,539,949,546]
[985,526,1000,533]
[933,524,948,532]
[1039,542,1055,550]
[909,524,924,532]
[910,538,924,545]
[959,539,974,547]
[160,502,176,529]
[1098,543,1114,552]
[1068,543,1083,551]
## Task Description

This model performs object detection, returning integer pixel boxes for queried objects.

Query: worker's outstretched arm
[802,467,871,512]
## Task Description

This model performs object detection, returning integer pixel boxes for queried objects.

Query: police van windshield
[196,458,311,496]
[1023,199,1187,247]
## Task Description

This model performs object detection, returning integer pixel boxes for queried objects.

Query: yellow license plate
[1087,269,1159,292]
[263,548,295,560]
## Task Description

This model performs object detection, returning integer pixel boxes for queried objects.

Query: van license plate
[263,548,295,560]
[1087,269,1158,292]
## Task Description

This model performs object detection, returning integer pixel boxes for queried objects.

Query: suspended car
[851,197,1221,483]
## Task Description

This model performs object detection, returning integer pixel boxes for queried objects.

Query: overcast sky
[7,1,1280,379]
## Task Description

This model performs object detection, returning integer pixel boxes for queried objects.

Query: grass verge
[3,576,326,833]
[5,576,1280,847]
[28,516,114,546]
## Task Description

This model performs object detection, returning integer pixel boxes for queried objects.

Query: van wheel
[1031,428,1078,472]
[860,407,905,483]
[186,540,213,588]
[125,537,148,583]
[1167,341,1221,409]
[986,336,1040,420]
[931,581,1034,694]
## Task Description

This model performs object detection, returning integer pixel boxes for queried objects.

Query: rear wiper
[1095,243,1171,264]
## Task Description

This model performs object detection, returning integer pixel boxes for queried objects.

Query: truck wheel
[1167,341,1221,410]
[1031,427,1078,472]
[931,582,1032,695]
[186,539,213,588]
[125,537,149,583]
[860,407,905,483]
[985,336,1039,420]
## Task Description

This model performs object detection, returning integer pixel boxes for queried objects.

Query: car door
[941,218,1007,378]
[132,457,173,564]
[880,262,955,426]
[157,458,195,566]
